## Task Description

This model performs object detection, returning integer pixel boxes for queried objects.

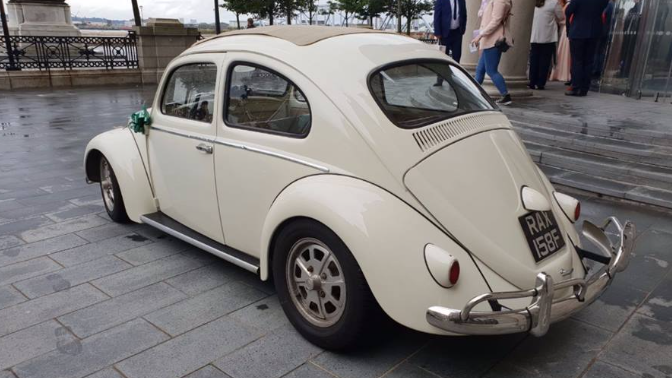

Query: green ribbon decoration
[128,106,152,134]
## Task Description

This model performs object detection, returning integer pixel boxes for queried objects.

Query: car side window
[161,63,218,123]
[226,63,311,137]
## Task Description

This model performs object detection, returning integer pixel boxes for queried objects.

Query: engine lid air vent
[411,112,510,152]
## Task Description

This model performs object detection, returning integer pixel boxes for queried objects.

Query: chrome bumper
[426,217,636,337]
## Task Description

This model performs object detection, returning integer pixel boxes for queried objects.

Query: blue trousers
[475,47,509,96]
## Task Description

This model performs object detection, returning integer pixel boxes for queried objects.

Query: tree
[248,0,281,25]
[357,0,387,26]
[384,0,432,34]
[221,0,249,29]
[303,0,319,25]
[329,0,365,27]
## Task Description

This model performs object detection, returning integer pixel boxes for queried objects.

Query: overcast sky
[3,0,246,23]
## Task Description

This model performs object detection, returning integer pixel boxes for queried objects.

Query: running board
[139,212,259,274]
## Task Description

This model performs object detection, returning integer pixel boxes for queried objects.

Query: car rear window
[369,61,495,129]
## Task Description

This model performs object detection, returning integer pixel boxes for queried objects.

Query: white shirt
[531,0,566,43]
[450,0,461,30]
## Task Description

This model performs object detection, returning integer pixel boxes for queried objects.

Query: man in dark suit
[433,0,467,63]
[565,0,610,96]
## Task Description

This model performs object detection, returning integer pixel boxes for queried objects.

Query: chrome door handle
[196,143,213,154]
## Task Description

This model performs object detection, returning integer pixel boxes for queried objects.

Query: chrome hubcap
[100,159,115,211]
[286,238,346,327]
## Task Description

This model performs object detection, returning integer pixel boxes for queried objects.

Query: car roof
[193,25,395,47]
[183,26,450,76]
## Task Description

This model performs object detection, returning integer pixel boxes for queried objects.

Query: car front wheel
[99,156,129,223]
[273,219,378,350]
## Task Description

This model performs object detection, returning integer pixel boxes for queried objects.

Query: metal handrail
[0,32,139,71]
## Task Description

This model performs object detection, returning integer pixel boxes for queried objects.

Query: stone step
[538,163,672,210]
[503,107,672,148]
[514,123,672,168]
[525,142,672,191]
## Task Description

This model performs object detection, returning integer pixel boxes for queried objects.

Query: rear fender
[260,175,492,334]
[84,127,156,222]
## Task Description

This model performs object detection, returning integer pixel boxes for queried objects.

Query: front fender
[84,128,156,222]
[260,175,492,334]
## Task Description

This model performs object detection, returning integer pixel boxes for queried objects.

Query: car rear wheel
[99,156,129,223]
[273,219,378,350]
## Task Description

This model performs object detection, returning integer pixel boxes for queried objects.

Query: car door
[214,56,319,256]
[148,55,225,243]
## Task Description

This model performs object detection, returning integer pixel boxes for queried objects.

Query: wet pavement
[1,85,672,378]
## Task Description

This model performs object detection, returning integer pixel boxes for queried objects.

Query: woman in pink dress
[550,0,572,85]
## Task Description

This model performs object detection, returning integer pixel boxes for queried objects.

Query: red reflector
[574,202,581,221]
[449,261,460,285]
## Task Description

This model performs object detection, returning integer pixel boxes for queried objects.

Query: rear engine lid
[404,129,574,289]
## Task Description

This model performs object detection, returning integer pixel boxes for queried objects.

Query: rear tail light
[449,260,460,286]
[424,244,459,288]
[553,192,581,223]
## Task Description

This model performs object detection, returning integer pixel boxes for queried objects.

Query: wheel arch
[84,128,156,222]
[259,175,493,334]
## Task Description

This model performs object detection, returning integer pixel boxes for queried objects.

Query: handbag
[495,6,513,53]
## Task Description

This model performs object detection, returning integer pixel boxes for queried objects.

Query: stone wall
[134,18,201,84]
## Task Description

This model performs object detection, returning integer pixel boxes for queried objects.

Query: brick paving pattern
[1,85,672,378]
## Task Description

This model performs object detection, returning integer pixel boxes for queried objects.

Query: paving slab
[164,261,244,296]
[0,320,78,371]
[484,319,612,378]
[0,217,54,238]
[116,316,261,378]
[214,325,321,378]
[0,286,26,310]
[0,284,107,337]
[114,238,192,266]
[74,223,141,243]
[145,281,266,337]
[50,233,151,267]
[383,363,440,378]
[0,234,88,267]
[58,282,187,338]
[183,366,231,378]
[281,364,335,378]
[84,368,125,378]
[312,328,427,378]
[229,295,290,334]
[0,236,23,250]
[636,270,672,322]
[583,361,640,378]
[601,313,672,378]
[409,334,524,378]
[19,214,108,243]
[14,256,131,299]
[13,319,168,378]
[0,257,61,286]
[92,252,210,297]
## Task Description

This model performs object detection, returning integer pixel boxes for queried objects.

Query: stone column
[135,18,201,84]
[459,0,534,98]
[459,0,484,72]
[7,0,80,37]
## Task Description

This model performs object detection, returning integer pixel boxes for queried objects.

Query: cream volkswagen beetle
[84,26,636,350]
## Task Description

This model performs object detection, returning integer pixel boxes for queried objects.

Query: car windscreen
[369,60,495,129]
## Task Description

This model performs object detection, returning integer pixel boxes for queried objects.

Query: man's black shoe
[565,90,581,96]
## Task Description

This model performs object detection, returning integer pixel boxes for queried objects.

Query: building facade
[599,0,672,99]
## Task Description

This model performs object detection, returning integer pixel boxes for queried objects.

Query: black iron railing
[0,32,139,71]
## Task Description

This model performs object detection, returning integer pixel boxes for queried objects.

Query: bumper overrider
[426,217,636,337]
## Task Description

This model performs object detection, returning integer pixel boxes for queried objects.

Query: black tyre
[273,219,378,350]
[99,156,130,223]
